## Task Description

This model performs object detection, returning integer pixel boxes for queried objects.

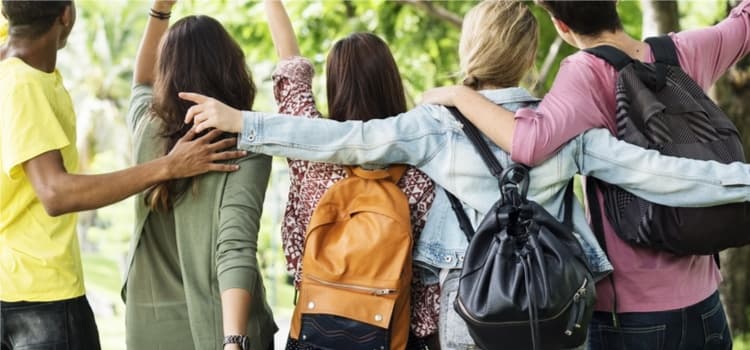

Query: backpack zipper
[455,278,588,327]
[307,275,397,296]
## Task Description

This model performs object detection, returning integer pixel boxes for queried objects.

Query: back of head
[148,15,255,211]
[326,32,407,122]
[1,1,71,38]
[459,0,538,89]
[536,0,622,36]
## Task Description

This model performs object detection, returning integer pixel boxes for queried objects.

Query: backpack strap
[446,191,475,242]
[585,178,620,326]
[447,107,504,181]
[644,35,680,67]
[584,45,634,71]
[562,179,575,230]
[445,107,505,243]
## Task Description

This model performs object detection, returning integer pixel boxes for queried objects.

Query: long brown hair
[148,15,255,211]
[326,33,407,122]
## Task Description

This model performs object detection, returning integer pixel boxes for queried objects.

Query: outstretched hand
[166,128,246,178]
[180,92,244,133]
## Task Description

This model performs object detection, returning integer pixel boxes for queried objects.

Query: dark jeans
[0,295,101,350]
[588,291,732,350]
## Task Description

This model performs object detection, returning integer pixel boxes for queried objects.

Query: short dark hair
[326,33,407,123]
[536,0,622,36]
[1,1,72,38]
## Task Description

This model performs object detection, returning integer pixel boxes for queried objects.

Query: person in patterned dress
[263,1,439,349]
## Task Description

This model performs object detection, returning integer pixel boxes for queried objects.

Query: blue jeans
[0,295,101,350]
[588,291,732,350]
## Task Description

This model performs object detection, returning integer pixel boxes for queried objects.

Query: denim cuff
[239,110,264,151]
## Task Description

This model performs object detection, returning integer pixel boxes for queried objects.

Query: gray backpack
[584,36,750,256]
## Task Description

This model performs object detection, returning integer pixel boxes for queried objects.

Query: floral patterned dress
[273,56,440,342]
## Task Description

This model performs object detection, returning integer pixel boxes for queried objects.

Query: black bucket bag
[445,108,596,350]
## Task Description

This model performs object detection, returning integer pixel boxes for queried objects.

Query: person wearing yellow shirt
[0,2,245,349]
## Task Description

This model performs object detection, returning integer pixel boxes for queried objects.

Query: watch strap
[223,335,250,350]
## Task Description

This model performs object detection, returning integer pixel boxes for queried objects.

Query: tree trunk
[640,0,680,37]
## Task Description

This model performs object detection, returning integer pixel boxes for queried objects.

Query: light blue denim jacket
[239,88,750,284]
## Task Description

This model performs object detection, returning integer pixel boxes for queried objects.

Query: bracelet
[149,8,171,20]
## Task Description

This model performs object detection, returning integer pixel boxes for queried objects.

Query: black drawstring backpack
[445,108,596,350]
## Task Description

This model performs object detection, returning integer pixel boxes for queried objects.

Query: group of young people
[2,0,750,349]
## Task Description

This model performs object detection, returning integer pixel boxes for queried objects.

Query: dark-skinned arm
[23,129,242,217]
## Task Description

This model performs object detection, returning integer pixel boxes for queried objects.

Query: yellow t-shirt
[0,18,8,43]
[0,57,85,302]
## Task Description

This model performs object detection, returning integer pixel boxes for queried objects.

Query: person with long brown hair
[121,1,276,349]
[261,1,437,349]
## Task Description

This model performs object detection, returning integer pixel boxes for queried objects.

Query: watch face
[241,337,250,350]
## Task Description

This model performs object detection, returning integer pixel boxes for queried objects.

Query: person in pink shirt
[422,0,750,349]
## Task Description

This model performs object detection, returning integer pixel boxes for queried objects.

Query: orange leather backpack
[289,165,412,350]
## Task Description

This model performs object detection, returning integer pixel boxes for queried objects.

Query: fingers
[178,126,198,142]
[207,163,241,172]
[207,137,238,151]
[195,129,224,143]
[179,92,209,104]
[184,103,204,124]
[211,150,246,162]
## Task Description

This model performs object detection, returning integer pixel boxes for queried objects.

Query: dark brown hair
[148,15,255,211]
[326,33,407,122]
[536,0,622,36]
[2,0,72,38]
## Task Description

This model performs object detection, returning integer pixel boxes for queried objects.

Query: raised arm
[264,0,300,59]
[674,0,750,88]
[133,0,175,86]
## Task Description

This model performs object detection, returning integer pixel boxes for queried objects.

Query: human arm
[265,0,300,59]
[576,128,750,206]
[133,0,175,86]
[216,153,272,344]
[673,0,750,88]
[180,92,454,166]
[421,57,615,166]
[221,289,251,350]
[22,129,240,216]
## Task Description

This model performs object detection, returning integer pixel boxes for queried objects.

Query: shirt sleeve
[125,84,154,135]
[272,56,319,119]
[272,56,322,200]
[1,80,70,179]
[511,55,618,166]
[672,0,750,89]
[215,152,272,293]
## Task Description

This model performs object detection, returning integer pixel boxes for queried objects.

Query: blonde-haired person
[180,1,750,348]
[458,0,537,90]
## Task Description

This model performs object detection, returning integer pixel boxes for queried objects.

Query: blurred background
[7,0,749,348]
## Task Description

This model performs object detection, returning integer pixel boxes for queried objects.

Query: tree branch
[398,0,463,29]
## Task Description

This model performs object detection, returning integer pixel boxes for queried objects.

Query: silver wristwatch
[223,335,250,350]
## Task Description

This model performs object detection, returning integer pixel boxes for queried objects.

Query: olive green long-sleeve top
[121,85,277,350]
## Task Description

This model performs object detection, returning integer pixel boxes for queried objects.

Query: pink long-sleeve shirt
[511,0,750,313]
